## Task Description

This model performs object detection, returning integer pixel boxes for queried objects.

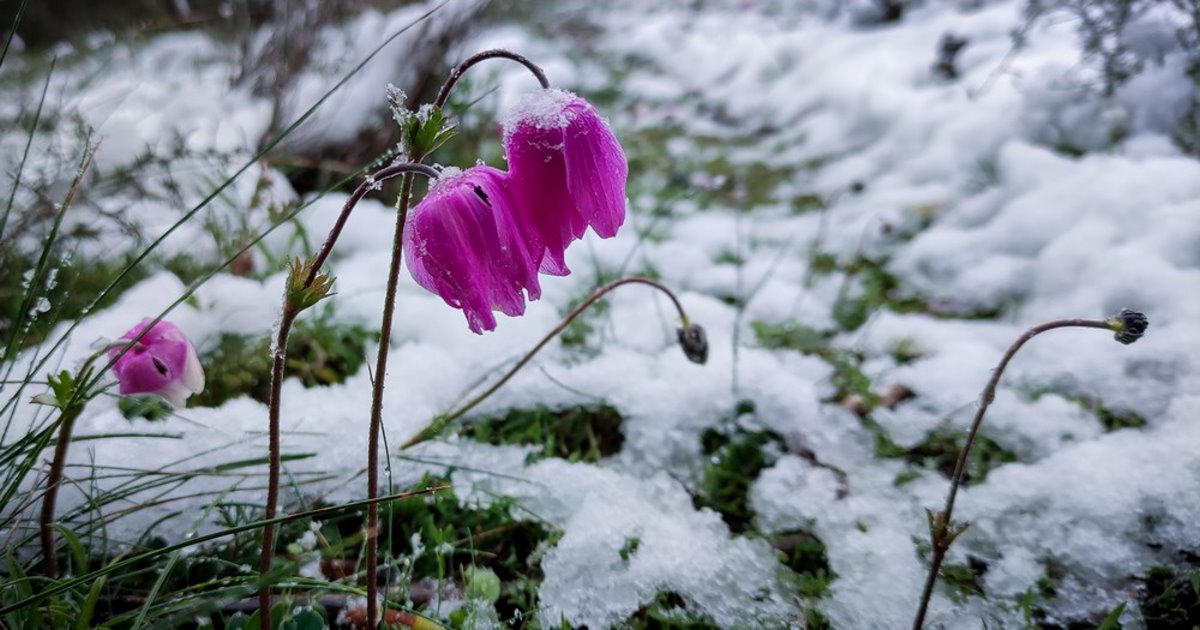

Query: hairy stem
[39,411,79,578]
[434,49,550,109]
[912,318,1112,629]
[401,276,690,450]
[305,162,439,288]
[259,161,435,626]
[367,172,416,629]
[258,308,297,620]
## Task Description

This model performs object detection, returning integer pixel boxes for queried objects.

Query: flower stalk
[258,163,435,619]
[402,275,705,450]
[911,311,1148,629]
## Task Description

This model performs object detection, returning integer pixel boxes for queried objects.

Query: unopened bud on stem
[677,321,709,364]
[1107,308,1148,345]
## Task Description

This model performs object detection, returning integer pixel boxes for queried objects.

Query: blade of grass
[0,52,51,240]
[0,0,449,422]
[0,0,29,70]
[0,484,449,615]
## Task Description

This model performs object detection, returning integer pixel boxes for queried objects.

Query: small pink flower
[503,89,628,275]
[109,319,205,407]
[404,165,542,333]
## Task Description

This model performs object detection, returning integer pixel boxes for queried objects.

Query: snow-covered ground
[3,0,1199,627]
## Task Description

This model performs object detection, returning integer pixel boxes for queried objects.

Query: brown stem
[911,318,1112,629]
[304,163,439,288]
[258,308,297,621]
[257,160,434,626]
[39,411,79,578]
[366,172,416,629]
[401,276,690,450]
[434,49,550,110]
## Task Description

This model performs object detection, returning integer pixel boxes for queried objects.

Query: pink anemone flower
[502,88,628,275]
[109,318,205,407]
[404,165,542,334]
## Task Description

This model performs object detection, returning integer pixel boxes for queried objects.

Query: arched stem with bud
[364,49,551,628]
[401,276,706,450]
[912,310,1148,629]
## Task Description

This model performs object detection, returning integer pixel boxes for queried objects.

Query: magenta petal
[502,89,628,267]
[404,166,542,333]
[561,101,628,238]
[109,318,204,407]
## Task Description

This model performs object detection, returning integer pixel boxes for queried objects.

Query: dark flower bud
[677,322,708,364]
[1107,308,1148,345]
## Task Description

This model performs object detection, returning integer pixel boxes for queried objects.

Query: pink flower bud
[109,319,205,407]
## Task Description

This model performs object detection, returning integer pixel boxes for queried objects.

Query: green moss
[192,316,375,407]
[461,405,625,464]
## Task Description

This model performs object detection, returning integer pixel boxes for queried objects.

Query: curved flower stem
[259,161,437,621]
[39,410,79,578]
[433,48,550,109]
[912,318,1114,629]
[38,346,110,578]
[304,162,440,287]
[366,172,417,628]
[258,308,296,619]
[401,276,691,450]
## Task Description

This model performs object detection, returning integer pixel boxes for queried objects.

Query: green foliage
[624,591,720,630]
[751,320,831,355]
[696,418,784,533]
[776,530,836,628]
[1096,403,1147,432]
[462,405,625,464]
[378,477,557,624]
[193,316,374,407]
[1139,565,1200,628]
[940,556,988,603]
[832,256,929,332]
[117,394,174,421]
[900,427,1018,486]
[619,536,641,562]
[559,295,610,351]
[0,251,149,351]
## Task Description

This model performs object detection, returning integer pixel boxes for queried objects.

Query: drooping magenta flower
[502,88,628,275]
[109,318,205,407]
[404,165,542,333]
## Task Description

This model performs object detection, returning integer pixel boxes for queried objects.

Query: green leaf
[53,524,87,576]
[279,606,325,630]
[74,576,106,630]
[1095,602,1126,630]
